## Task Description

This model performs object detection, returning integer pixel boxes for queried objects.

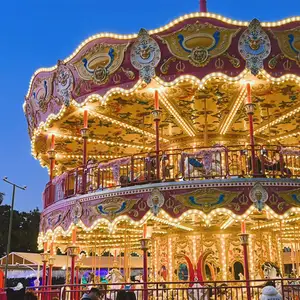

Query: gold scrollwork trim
[26,13,300,98]
[160,57,177,74]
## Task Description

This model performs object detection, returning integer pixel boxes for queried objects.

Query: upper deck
[43,144,300,208]
[22,13,300,219]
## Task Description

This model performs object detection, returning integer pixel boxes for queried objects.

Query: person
[81,287,101,300]
[6,282,25,300]
[24,291,38,300]
[33,278,40,291]
[88,272,95,285]
[260,285,282,300]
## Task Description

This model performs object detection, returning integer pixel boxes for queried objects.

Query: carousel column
[124,231,129,282]
[141,224,150,300]
[239,222,251,300]
[47,257,55,300]
[81,110,89,193]
[48,134,56,182]
[140,239,149,300]
[245,83,257,176]
[67,245,80,300]
[40,252,49,300]
[153,91,160,181]
[69,228,79,283]
[75,261,83,300]
[48,242,55,287]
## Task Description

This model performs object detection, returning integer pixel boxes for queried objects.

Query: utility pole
[3,177,26,287]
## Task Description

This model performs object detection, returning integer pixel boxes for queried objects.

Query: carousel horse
[262,262,283,296]
[262,262,282,279]
[243,262,281,300]
[182,152,222,179]
[60,272,72,300]
[60,286,71,300]
[105,269,124,300]
[105,269,136,300]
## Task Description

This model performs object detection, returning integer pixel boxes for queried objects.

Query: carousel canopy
[23,13,300,173]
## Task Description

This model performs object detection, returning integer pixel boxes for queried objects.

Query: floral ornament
[278,188,300,207]
[55,60,74,106]
[75,43,128,85]
[46,210,64,228]
[96,197,136,221]
[272,27,300,66]
[71,201,83,225]
[30,76,53,113]
[249,182,268,211]
[40,216,47,233]
[238,19,271,75]
[175,188,240,213]
[160,22,239,67]
[147,188,164,216]
[130,28,161,83]
[24,101,36,137]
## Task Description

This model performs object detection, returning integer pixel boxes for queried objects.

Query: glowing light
[89,110,169,142]
[168,237,173,281]
[249,234,254,277]
[254,105,300,135]
[158,90,196,137]
[220,87,247,135]
[220,234,227,280]
[220,217,234,230]
[192,236,197,265]
[268,130,300,142]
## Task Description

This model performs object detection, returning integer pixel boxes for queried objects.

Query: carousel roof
[24,13,300,172]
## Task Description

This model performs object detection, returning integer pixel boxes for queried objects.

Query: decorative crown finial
[200,0,207,12]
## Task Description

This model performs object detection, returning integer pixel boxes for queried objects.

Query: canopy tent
[0,252,143,278]
[0,252,71,279]
[0,252,70,268]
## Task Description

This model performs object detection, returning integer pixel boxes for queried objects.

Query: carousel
[23,0,300,299]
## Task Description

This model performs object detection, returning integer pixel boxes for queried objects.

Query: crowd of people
[4,282,102,300]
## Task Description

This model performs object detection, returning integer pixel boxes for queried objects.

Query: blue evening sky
[0,0,299,212]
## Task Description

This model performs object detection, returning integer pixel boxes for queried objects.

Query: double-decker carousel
[23,2,300,299]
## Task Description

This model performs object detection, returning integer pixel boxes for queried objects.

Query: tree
[0,205,40,257]
[0,193,4,205]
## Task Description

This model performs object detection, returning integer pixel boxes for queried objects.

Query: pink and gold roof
[24,13,300,171]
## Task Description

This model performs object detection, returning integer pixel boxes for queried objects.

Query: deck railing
[43,145,300,208]
[2,278,300,300]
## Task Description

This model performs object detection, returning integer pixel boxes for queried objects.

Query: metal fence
[43,145,300,208]
[2,278,300,300]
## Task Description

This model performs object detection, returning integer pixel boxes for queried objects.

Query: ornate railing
[2,279,300,300]
[43,145,300,208]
